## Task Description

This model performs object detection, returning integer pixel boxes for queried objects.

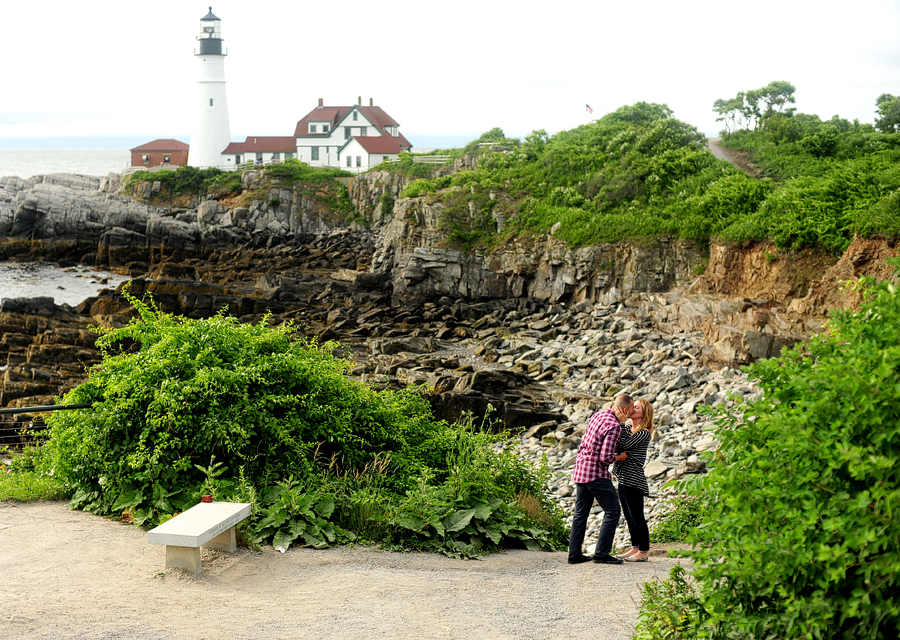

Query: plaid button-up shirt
[572,408,622,484]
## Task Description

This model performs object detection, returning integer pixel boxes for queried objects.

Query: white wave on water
[0,262,129,307]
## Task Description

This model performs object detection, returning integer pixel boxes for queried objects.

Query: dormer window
[310,124,317,133]
[323,124,329,132]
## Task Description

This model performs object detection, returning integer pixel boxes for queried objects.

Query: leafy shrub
[378,190,394,215]
[401,179,436,198]
[36,290,566,557]
[651,264,900,639]
[264,157,352,183]
[648,495,709,543]
[634,565,702,640]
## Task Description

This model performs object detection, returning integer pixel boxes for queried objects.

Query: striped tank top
[613,427,651,496]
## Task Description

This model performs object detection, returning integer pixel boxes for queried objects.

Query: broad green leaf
[315,496,336,518]
[472,502,493,520]
[442,508,476,533]
[112,489,144,512]
[394,515,426,531]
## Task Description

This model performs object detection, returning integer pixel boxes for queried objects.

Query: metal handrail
[0,404,91,415]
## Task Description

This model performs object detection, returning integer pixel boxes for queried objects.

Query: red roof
[352,136,411,154]
[130,138,189,152]
[221,136,297,153]
[293,103,405,141]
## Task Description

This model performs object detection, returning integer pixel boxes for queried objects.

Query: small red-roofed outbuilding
[130,139,190,168]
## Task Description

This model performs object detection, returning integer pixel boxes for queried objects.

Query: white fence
[123,155,453,177]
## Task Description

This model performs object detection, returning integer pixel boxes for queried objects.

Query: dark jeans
[619,484,650,552]
[568,478,621,560]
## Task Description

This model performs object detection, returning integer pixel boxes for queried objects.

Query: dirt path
[0,500,687,640]
[707,137,735,164]
[707,138,762,178]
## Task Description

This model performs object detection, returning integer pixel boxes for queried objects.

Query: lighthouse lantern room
[187,7,231,168]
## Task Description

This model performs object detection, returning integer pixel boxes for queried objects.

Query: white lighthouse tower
[187,7,231,168]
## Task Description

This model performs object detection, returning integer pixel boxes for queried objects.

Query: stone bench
[147,501,251,574]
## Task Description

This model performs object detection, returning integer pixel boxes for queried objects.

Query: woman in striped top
[613,398,654,562]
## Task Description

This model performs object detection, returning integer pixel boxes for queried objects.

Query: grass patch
[0,468,68,501]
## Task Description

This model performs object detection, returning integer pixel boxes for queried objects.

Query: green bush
[634,565,702,640]
[401,178,437,198]
[34,290,566,557]
[648,495,709,544]
[648,264,900,639]
[264,157,352,183]
[378,190,394,215]
[129,165,234,196]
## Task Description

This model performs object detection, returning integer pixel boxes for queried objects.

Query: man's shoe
[592,554,625,564]
[568,554,592,565]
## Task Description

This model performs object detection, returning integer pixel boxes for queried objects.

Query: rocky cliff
[3,165,899,379]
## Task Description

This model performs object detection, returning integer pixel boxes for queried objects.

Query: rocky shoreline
[2,163,897,553]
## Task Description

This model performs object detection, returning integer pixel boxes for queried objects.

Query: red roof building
[221,136,297,167]
[130,139,190,168]
[293,98,412,171]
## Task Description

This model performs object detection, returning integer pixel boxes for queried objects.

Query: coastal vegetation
[5,290,566,558]
[127,165,241,197]
[634,265,900,639]
[387,88,900,258]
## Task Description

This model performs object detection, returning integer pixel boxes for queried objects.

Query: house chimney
[358,96,362,105]
[318,98,323,107]
[369,97,373,106]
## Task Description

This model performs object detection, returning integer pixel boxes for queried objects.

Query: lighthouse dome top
[196,7,224,55]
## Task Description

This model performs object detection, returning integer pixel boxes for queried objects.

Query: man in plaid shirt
[568,394,634,564]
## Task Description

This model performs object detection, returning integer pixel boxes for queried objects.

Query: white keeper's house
[221,136,296,167]
[291,97,413,171]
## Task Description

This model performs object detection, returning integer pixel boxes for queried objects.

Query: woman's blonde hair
[632,398,654,434]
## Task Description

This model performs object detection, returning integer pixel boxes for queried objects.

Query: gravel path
[0,500,688,640]
[707,138,735,164]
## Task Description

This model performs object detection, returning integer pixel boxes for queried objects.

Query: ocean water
[0,262,128,307]
[0,149,130,179]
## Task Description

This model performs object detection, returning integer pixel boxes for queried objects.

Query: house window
[346,155,352,167]
[235,155,241,163]
[344,127,351,139]
[285,152,293,159]
[142,154,150,165]
[352,111,358,121]
[209,98,213,106]
[272,152,280,161]
[323,124,329,132]
[256,153,263,165]
[310,124,317,133]
[356,156,361,167]
[360,127,367,137]
[311,147,319,161]
[163,154,171,164]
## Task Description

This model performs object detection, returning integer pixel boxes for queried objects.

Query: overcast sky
[1,0,899,147]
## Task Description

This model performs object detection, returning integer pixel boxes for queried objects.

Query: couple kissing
[568,394,654,565]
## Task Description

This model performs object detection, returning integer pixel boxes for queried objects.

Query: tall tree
[713,81,796,132]
[875,93,900,133]
[712,96,745,134]
[757,80,797,120]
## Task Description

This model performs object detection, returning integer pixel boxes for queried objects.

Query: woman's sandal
[624,554,649,562]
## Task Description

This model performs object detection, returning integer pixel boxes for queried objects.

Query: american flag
[586,104,593,114]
